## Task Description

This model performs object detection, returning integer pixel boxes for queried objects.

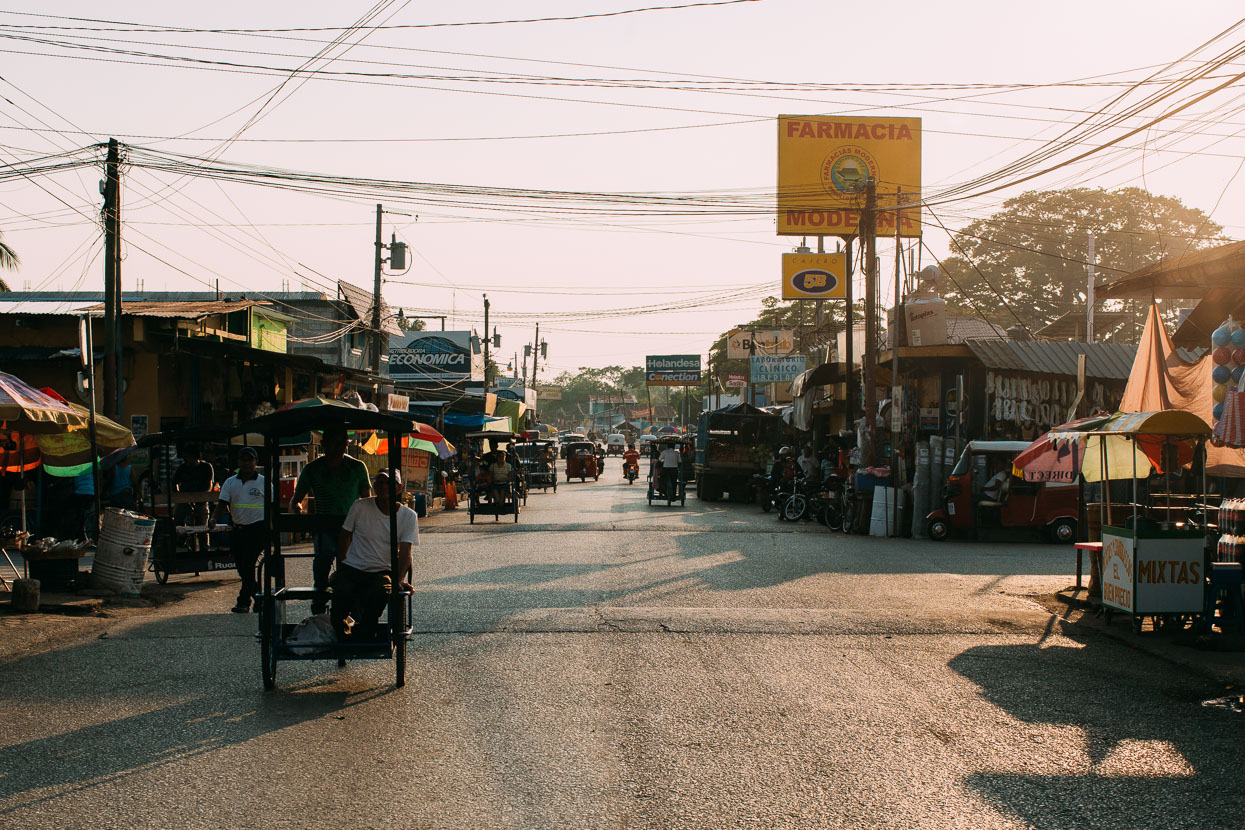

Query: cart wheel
[260,595,276,691]
[513,504,520,523]
[469,510,475,524]
[553,481,558,493]
[926,517,949,541]
[681,497,686,506]
[153,562,170,584]
[393,601,406,687]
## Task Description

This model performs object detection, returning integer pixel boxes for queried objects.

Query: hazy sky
[0,2,1242,379]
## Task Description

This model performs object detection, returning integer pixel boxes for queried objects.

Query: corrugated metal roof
[0,300,96,316]
[79,300,266,318]
[947,317,1008,343]
[337,280,402,335]
[964,339,1137,380]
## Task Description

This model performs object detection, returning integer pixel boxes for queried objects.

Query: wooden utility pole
[371,203,383,374]
[843,235,855,439]
[860,179,879,466]
[482,294,491,388]
[101,138,123,418]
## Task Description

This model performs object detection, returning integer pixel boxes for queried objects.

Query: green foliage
[936,187,1223,335]
[541,365,645,423]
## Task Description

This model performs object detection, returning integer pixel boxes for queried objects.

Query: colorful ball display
[1234,366,1245,384]
[1214,402,1225,421]
[1234,328,1245,348]
[1213,364,1232,384]
[1234,348,1245,366]
[1214,346,1232,365]
[1215,383,1229,403]
[1213,326,1232,347]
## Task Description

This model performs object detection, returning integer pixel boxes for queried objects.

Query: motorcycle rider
[622,443,641,481]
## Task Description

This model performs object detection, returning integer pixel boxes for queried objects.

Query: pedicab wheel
[260,595,276,691]
[680,496,686,506]
[393,600,407,687]
[926,517,950,541]
[153,558,170,584]
[594,475,599,481]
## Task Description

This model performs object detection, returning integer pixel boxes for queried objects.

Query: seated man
[486,449,513,504]
[332,470,417,642]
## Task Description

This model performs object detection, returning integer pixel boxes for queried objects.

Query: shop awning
[442,411,508,429]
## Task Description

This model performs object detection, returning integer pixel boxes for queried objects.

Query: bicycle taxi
[514,439,558,493]
[647,435,690,507]
[465,431,523,523]
[247,404,414,690]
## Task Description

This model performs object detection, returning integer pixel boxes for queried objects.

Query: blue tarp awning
[442,411,508,429]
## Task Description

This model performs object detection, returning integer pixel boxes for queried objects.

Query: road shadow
[0,614,393,814]
[949,620,1243,829]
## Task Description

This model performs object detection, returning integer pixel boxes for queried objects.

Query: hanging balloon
[1215,383,1229,403]
[1233,328,1245,348]
[1214,347,1232,365]
[1233,348,1245,366]
[1214,402,1225,421]
[1213,365,1232,384]
[1233,366,1245,385]
[1213,326,1232,347]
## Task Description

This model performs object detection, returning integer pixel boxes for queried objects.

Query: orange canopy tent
[1119,303,1245,477]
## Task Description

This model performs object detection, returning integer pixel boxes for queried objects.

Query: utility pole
[1087,234,1096,342]
[748,328,757,406]
[101,138,123,419]
[531,323,540,385]
[371,203,383,374]
[843,235,855,441]
[860,178,879,466]
[482,294,491,389]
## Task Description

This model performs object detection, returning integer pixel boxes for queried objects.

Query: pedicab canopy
[1013,410,1209,483]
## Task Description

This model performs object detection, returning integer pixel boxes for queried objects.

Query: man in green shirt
[290,427,371,614]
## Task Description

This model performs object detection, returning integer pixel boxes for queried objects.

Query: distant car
[606,434,626,455]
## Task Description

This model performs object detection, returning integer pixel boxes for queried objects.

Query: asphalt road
[2,465,1242,829]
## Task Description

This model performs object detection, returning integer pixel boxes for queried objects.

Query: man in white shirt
[208,447,266,614]
[331,469,419,642]
[657,444,682,499]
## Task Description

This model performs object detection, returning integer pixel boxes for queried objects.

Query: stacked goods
[1217,498,1245,563]
[1211,317,1245,446]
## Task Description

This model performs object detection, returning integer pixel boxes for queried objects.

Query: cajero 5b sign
[782,252,846,300]
[777,115,922,238]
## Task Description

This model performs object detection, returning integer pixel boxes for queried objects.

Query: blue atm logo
[793,269,838,294]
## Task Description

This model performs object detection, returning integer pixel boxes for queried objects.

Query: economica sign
[782,252,847,300]
[646,354,701,386]
[777,115,922,238]
[751,355,807,385]
[388,331,479,382]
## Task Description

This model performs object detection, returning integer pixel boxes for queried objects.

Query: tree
[935,187,1224,336]
[540,365,644,425]
[0,233,18,290]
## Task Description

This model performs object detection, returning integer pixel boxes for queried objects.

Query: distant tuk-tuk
[514,440,558,493]
[565,441,599,481]
[926,440,1078,543]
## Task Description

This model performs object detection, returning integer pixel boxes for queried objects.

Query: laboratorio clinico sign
[777,115,922,238]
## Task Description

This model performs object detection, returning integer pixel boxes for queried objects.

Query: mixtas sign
[646,354,701,386]
[388,331,481,383]
[777,116,922,238]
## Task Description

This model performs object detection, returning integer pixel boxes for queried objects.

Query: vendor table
[1073,541,1101,590]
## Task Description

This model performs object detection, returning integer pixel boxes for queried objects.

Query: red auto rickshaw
[926,440,1078,543]
[565,441,599,481]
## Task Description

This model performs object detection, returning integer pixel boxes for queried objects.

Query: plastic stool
[1203,562,1245,634]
